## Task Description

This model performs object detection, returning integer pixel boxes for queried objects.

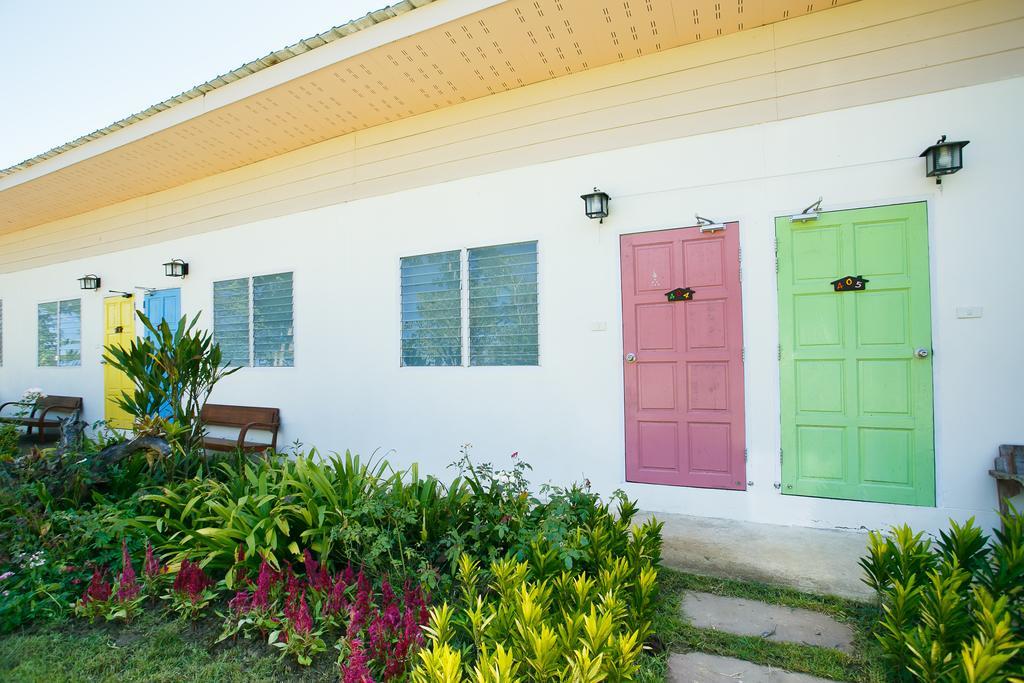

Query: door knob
[625,353,637,363]
[915,348,930,359]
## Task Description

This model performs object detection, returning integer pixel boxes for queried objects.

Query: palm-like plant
[103,311,238,453]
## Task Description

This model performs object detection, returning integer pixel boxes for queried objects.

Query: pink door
[621,224,746,490]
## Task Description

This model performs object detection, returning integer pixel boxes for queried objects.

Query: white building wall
[1,77,1021,534]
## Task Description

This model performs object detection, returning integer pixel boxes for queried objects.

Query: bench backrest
[36,396,83,412]
[201,403,280,429]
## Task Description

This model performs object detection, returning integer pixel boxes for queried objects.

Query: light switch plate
[591,321,608,332]
[955,306,983,319]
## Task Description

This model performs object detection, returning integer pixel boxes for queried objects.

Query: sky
[0,0,392,169]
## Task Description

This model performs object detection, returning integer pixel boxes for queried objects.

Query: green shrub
[413,510,663,681]
[103,311,238,452]
[0,424,19,460]
[860,508,1024,681]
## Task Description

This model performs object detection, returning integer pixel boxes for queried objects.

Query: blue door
[144,288,181,338]
[143,289,181,419]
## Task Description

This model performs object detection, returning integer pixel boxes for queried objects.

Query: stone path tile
[682,591,855,653]
[668,652,843,682]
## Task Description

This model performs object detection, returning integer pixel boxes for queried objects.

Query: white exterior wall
[1,77,1021,534]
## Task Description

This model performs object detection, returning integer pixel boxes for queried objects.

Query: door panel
[144,288,181,338]
[777,203,934,506]
[104,297,136,430]
[144,289,181,419]
[621,224,746,490]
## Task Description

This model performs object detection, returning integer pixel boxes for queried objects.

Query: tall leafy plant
[103,311,238,452]
[861,508,1024,682]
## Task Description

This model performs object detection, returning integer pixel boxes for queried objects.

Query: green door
[777,203,935,506]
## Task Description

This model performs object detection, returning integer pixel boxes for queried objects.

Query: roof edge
[0,0,436,178]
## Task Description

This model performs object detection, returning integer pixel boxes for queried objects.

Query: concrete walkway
[642,511,873,601]
[669,653,840,682]
[683,592,855,653]
[670,590,856,682]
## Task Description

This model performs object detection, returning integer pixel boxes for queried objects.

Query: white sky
[0,1,392,169]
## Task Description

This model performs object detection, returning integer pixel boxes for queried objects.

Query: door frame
[773,198,938,506]
[618,221,748,490]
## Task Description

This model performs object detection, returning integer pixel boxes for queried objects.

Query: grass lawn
[0,567,885,682]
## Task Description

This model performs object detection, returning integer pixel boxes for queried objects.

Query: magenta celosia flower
[324,572,348,616]
[251,560,277,611]
[143,542,161,579]
[341,638,374,683]
[173,559,212,602]
[228,590,252,614]
[116,539,140,601]
[82,566,111,604]
[292,590,313,636]
[234,544,248,586]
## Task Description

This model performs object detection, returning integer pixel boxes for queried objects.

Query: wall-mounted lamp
[581,188,610,223]
[920,135,969,184]
[695,215,726,233]
[790,197,823,223]
[163,259,189,278]
[78,274,101,291]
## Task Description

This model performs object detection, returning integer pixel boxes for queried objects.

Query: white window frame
[400,241,540,368]
[213,271,295,369]
[37,298,82,368]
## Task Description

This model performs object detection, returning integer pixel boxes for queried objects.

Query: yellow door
[104,296,137,430]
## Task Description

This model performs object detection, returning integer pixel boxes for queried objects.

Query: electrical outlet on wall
[955,306,983,319]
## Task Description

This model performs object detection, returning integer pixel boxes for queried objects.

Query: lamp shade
[78,274,101,290]
[920,136,969,180]
[163,259,189,278]
[581,189,610,220]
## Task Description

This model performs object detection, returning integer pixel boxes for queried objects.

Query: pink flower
[341,638,374,683]
[228,590,252,614]
[511,451,519,459]
[116,539,140,601]
[251,560,277,611]
[143,542,161,578]
[172,559,212,602]
[303,549,331,592]
[291,590,313,636]
[82,566,111,604]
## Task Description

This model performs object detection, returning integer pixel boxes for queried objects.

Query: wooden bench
[0,395,84,444]
[990,445,1024,524]
[201,404,280,454]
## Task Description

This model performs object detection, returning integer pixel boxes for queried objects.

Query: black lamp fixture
[581,188,610,223]
[163,258,189,278]
[920,135,969,184]
[78,274,101,291]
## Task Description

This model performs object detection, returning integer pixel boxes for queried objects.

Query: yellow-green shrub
[413,509,662,682]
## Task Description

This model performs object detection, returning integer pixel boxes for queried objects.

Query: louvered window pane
[214,278,251,367]
[0,300,4,366]
[469,242,539,366]
[253,272,294,367]
[58,299,81,367]
[37,302,59,367]
[401,251,461,366]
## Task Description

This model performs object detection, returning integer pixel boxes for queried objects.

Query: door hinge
[777,344,782,361]
[774,238,779,273]
[744,448,748,462]
[779,448,784,463]
[741,347,745,362]
[738,248,742,281]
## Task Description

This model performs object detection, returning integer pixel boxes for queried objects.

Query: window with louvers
[400,242,538,367]
[253,272,294,367]
[400,251,461,367]
[213,278,251,367]
[469,242,539,366]
[213,272,294,367]
[38,299,81,367]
